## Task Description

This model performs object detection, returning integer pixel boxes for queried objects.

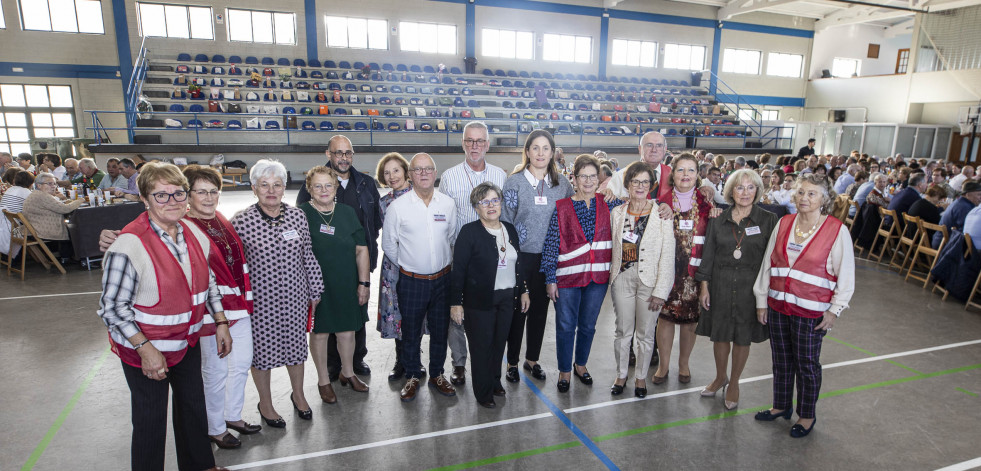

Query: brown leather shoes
[450,366,466,385]
[209,433,241,449]
[225,421,261,435]
[318,383,337,404]
[400,378,420,402]
[340,374,369,393]
[429,374,457,396]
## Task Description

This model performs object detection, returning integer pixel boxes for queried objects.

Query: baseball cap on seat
[301,120,316,130]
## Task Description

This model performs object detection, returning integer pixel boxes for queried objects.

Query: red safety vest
[188,213,253,336]
[108,213,210,368]
[657,188,709,277]
[768,214,841,318]
[649,163,673,202]
[555,196,613,288]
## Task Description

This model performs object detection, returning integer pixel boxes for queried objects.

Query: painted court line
[935,457,981,471]
[0,291,102,301]
[225,338,981,470]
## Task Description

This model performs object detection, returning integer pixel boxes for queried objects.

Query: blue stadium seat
[387,122,400,131]
[450,67,462,74]
[610,76,619,83]
[227,120,242,129]
[169,104,185,112]
[574,83,583,90]
[641,78,650,84]
[493,69,504,77]
[396,64,408,72]
[467,99,479,107]
[680,80,689,87]
[587,74,597,81]
[368,62,381,70]
[265,120,280,129]
[293,59,306,67]
[261,57,274,65]
[277,58,289,66]
[424,65,436,73]
[562,83,572,90]
[301,120,316,130]
[519,71,530,78]
[482,68,494,76]
[551,82,561,89]
[442,76,453,84]
[320,121,334,130]
[333,108,347,115]
[194,54,209,62]
[211,55,226,63]
[336,121,351,130]
[228,55,242,64]
[325,60,337,68]
[409,65,421,72]
[661,79,671,85]
[505,70,516,77]
[353,61,365,69]
[187,119,203,128]
[382,63,394,71]
[543,72,553,79]
[670,79,680,86]
[629,77,638,84]
[308,59,322,67]
[245,56,259,64]
[531,71,542,78]
[189,104,205,112]
[354,122,368,130]
[562,73,572,80]
[177,53,192,62]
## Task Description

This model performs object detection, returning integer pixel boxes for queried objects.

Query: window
[896,48,910,74]
[136,3,213,40]
[766,52,804,78]
[482,28,534,60]
[20,0,104,34]
[611,39,657,68]
[663,43,705,70]
[325,16,387,50]
[227,8,295,45]
[738,109,755,121]
[0,84,75,156]
[831,57,861,78]
[399,21,456,54]
[761,109,780,120]
[722,48,761,74]
[543,33,591,64]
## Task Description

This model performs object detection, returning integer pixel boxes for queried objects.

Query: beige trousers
[611,265,660,380]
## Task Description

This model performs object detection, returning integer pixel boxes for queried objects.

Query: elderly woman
[375,152,415,381]
[541,155,619,392]
[866,173,891,207]
[450,182,530,408]
[696,169,778,410]
[231,159,324,427]
[301,166,371,404]
[97,162,232,471]
[753,173,855,438]
[22,171,83,260]
[651,153,713,386]
[609,161,674,398]
[501,130,574,383]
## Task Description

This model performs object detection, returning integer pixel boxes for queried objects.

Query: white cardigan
[609,203,676,300]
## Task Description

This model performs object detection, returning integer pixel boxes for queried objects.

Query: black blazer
[450,220,527,309]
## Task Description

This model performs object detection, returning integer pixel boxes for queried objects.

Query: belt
[399,265,451,280]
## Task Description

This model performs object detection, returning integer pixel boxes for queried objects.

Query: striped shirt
[0,186,31,213]
[438,160,507,237]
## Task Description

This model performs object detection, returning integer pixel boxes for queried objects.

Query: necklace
[483,221,508,262]
[794,216,820,240]
[671,189,700,255]
[202,217,236,266]
[731,225,746,260]
[312,203,336,234]
[257,203,285,227]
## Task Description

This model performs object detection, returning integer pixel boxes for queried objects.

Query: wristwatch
[358,281,370,287]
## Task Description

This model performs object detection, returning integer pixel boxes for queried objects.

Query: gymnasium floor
[2,189,981,471]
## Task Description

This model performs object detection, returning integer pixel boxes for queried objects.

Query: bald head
[326,135,355,176]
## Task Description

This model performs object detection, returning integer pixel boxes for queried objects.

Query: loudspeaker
[690,71,703,88]
[821,69,832,78]
[833,110,846,122]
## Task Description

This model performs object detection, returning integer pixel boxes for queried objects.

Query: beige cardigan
[22,190,83,240]
[609,203,676,300]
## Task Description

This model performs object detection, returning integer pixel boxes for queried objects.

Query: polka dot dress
[231,204,325,370]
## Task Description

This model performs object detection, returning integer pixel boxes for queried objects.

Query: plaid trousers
[397,271,451,379]
[767,308,827,419]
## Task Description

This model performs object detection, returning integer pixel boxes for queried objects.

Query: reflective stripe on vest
[767,289,832,313]
[767,214,841,318]
[554,197,613,288]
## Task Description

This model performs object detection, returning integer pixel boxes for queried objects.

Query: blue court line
[520,374,620,470]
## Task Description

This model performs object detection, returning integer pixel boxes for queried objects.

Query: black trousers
[464,288,515,402]
[120,343,215,471]
[327,325,368,374]
[507,252,549,365]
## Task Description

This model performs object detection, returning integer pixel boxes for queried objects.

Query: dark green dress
[694,204,778,345]
[301,202,368,333]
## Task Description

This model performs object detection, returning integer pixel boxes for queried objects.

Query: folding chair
[844,200,859,231]
[906,221,948,288]
[868,208,900,265]
[888,214,920,274]
[934,233,973,302]
[3,210,66,280]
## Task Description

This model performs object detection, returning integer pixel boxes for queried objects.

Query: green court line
[21,348,111,471]
[826,335,924,375]
[955,387,979,398]
[429,362,981,470]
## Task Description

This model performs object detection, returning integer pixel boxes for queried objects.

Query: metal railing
[703,70,770,143]
[124,36,151,143]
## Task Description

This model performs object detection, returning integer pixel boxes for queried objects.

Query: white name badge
[282,229,299,240]
[788,241,804,252]
[534,196,548,205]
[746,226,762,236]
[434,213,447,222]
[320,224,335,235]
[679,219,694,231]
[623,232,639,244]
[498,258,508,269]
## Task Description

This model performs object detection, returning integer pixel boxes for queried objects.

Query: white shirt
[523,168,554,189]
[949,174,969,192]
[438,160,506,236]
[767,188,798,214]
[381,189,456,274]
[52,166,67,180]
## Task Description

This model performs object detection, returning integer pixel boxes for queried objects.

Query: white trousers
[200,317,253,436]
[611,266,659,381]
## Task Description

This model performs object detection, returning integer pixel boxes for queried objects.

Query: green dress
[301,202,368,333]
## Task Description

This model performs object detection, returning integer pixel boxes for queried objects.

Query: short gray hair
[723,168,764,205]
[250,159,287,185]
[79,158,97,170]
[793,173,836,214]
[463,121,488,138]
[35,171,57,186]
[469,182,502,208]
[871,172,887,183]
[734,156,747,166]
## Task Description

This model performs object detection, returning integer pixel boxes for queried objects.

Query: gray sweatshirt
[501,170,574,254]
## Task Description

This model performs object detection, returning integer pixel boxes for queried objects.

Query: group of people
[93,127,859,471]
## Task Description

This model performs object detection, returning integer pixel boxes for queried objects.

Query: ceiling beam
[926,0,981,10]
[815,6,914,30]
[884,18,914,37]
[718,0,806,19]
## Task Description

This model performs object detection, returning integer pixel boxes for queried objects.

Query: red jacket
[768,215,841,318]
[188,213,253,336]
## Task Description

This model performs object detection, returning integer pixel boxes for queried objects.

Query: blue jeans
[554,281,609,373]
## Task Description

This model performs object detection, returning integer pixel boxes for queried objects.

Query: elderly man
[0,152,13,173]
[98,158,129,190]
[382,153,458,402]
[935,181,981,247]
[706,166,727,205]
[437,121,507,386]
[57,158,82,188]
[297,135,381,380]
[607,131,672,201]
[834,164,860,194]
[949,165,974,192]
[888,172,928,228]
[113,158,141,201]
[733,156,746,170]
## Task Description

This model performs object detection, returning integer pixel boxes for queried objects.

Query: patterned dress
[231,204,324,370]
[660,193,710,324]
[377,185,412,339]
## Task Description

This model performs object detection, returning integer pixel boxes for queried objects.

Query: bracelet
[133,339,150,350]
[215,320,229,326]
[358,281,370,287]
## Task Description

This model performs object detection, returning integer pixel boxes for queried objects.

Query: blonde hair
[305,165,339,190]
[137,162,188,199]
[722,169,764,205]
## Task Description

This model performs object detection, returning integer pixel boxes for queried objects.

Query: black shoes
[257,403,285,428]
[610,383,625,395]
[573,367,593,385]
[755,408,793,421]
[478,399,496,409]
[505,365,520,383]
[790,419,817,438]
[493,385,506,397]
[634,386,647,398]
[523,361,546,380]
[389,363,406,382]
[557,379,570,393]
[290,392,312,420]
[354,361,371,376]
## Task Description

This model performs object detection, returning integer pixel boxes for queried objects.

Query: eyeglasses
[192,189,221,198]
[410,167,436,174]
[642,143,667,150]
[37,181,57,187]
[577,174,599,181]
[151,190,188,204]
[477,197,501,207]
[312,183,334,192]
[257,182,285,192]
[463,138,488,147]
[629,179,651,187]
[330,150,354,159]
